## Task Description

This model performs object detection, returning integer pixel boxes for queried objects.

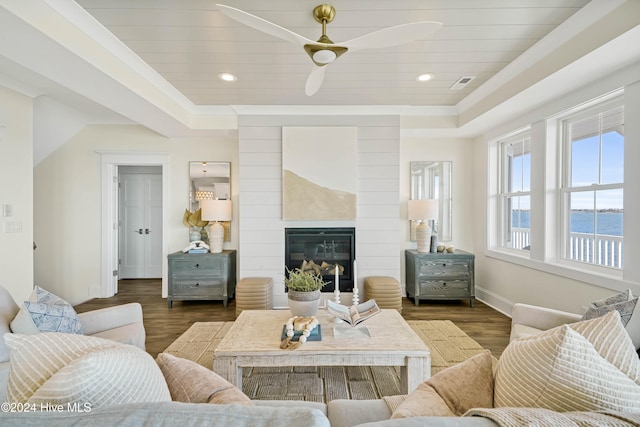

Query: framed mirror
[410,161,452,242]
[189,161,231,241]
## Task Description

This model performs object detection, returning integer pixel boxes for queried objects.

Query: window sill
[484,248,631,293]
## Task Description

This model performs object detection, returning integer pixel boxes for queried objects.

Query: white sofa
[2,293,638,426]
[509,302,582,342]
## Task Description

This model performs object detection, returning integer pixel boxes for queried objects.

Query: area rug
[162,320,488,403]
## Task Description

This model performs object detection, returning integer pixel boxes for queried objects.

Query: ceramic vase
[288,289,321,317]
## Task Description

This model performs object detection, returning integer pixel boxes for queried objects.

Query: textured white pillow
[5,333,171,407]
[495,324,640,412]
[568,309,640,384]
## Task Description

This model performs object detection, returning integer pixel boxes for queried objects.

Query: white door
[119,170,162,279]
[145,174,163,277]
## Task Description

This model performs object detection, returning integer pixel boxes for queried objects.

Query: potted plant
[285,267,327,316]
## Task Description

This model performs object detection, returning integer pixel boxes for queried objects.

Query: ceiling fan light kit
[312,49,337,64]
[216,3,443,96]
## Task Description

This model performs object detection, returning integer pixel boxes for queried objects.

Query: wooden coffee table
[213,309,431,394]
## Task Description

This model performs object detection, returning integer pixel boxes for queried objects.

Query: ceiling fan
[216,4,443,96]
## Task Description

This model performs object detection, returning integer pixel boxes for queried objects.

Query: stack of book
[188,247,208,254]
[183,241,210,254]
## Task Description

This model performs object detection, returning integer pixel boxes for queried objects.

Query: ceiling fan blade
[342,21,442,51]
[305,66,327,96]
[216,4,315,46]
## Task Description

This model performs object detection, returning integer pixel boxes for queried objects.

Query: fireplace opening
[285,227,355,292]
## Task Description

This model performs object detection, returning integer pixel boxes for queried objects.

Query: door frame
[99,151,171,298]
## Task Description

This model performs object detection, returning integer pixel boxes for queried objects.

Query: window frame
[497,129,532,254]
[558,97,624,272]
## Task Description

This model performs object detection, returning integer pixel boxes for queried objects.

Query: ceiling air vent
[450,76,475,90]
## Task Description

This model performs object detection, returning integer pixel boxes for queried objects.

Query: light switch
[3,220,22,233]
[1,204,12,217]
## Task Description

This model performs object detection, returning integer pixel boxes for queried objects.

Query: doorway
[99,151,170,299]
[118,166,162,279]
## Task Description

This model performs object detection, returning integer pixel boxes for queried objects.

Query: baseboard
[475,286,514,318]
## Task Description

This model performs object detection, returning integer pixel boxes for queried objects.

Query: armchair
[76,303,146,350]
[0,284,147,403]
[510,303,582,342]
[0,284,146,364]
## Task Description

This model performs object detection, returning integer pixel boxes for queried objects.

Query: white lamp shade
[200,199,232,222]
[407,199,438,221]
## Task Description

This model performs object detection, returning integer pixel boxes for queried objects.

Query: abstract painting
[282,126,357,220]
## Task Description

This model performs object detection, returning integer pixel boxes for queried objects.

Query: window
[498,131,531,252]
[561,100,624,269]
[487,89,630,288]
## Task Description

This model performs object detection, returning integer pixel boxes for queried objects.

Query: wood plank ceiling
[75,0,590,106]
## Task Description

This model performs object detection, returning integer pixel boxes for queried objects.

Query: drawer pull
[195,283,199,287]
[442,263,446,267]
[195,264,200,268]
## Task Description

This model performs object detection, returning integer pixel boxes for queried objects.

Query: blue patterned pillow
[590,289,633,308]
[22,287,83,334]
[581,289,640,350]
[582,297,638,327]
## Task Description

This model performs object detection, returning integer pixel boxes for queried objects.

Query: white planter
[288,289,321,317]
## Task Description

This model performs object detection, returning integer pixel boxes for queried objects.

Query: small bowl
[446,246,456,253]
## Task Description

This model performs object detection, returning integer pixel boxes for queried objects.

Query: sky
[569,130,623,209]
[510,130,623,210]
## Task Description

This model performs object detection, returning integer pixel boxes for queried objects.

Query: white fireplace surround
[238,116,401,308]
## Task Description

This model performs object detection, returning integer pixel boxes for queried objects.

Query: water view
[513,210,622,236]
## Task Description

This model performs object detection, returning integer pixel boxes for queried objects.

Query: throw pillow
[391,350,493,418]
[568,309,640,384]
[10,286,83,335]
[156,353,253,405]
[494,324,640,412]
[589,289,633,308]
[582,297,638,327]
[5,332,171,407]
[581,289,640,350]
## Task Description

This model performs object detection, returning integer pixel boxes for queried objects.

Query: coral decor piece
[182,208,209,229]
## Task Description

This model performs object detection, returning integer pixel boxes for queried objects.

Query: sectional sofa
[1,285,639,426]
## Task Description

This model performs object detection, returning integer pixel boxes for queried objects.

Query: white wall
[0,86,34,302]
[33,96,96,166]
[33,124,238,304]
[399,137,475,289]
[238,115,400,308]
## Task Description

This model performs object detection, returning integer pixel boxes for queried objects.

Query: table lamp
[407,199,438,253]
[201,199,232,253]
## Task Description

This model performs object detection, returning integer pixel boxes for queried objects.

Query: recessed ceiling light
[218,73,237,82]
[416,73,435,82]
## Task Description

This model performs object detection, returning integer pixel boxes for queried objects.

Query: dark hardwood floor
[74,279,512,359]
